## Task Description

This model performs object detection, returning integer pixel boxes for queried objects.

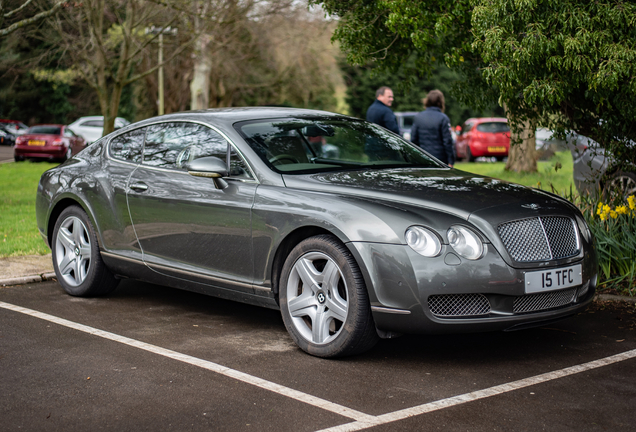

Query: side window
[144,122,204,169]
[144,122,253,179]
[63,129,76,138]
[109,128,145,163]
[82,120,103,128]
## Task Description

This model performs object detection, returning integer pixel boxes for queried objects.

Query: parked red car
[14,125,86,162]
[455,117,510,162]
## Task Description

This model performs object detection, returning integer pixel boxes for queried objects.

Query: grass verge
[0,161,57,257]
[454,151,575,196]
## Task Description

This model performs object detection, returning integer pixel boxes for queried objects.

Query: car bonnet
[282,168,574,221]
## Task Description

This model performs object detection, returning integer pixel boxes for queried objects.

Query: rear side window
[476,122,509,133]
[109,128,145,163]
[81,120,104,127]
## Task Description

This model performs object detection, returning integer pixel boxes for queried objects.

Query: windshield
[235,116,444,174]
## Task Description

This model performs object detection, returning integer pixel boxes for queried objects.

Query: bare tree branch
[1,0,65,36]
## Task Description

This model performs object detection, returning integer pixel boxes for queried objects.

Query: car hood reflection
[283,168,566,218]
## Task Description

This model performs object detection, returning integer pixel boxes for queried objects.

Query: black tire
[465,146,475,162]
[52,205,119,297]
[601,170,636,202]
[495,156,505,162]
[279,234,379,358]
[14,155,24,162]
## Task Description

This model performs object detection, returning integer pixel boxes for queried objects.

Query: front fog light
[405,226,442,257]
[447,226,484,260]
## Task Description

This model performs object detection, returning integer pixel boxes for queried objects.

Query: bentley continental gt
[36,108,598,358]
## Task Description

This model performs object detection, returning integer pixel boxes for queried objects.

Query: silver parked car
[570,134,636,198]
[36,108,598,358]
[67,116,130,144]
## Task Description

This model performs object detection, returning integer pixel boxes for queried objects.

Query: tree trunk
[190,34,213,110]
[505,119,538,173]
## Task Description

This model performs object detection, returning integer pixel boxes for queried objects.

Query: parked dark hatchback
[36,108,598,357]
[15,124,86,162]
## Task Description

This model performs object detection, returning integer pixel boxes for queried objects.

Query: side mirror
[185,156,228,189]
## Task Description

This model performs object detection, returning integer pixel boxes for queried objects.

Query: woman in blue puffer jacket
[410,90,455,167]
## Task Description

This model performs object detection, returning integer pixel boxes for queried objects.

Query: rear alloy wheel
[279,235,378,358]
[602,171,636,201]
[52,206,119,296]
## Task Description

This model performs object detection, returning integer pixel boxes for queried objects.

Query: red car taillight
[16,136,26,145]
[52,138,65,147]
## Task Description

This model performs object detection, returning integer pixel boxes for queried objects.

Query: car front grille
[428,288,579,318]
[428,294,491,317]
[497,216,579,262]
[513,287,578,314]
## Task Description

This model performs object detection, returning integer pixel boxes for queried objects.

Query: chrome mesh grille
[513,287,578,314]
[428,294,491,317]
[498,216,579,262]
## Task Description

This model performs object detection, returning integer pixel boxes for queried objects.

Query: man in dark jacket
[410,89,455,167]
[366,86,400,135]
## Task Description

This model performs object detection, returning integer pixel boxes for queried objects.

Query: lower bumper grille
[428,294,491,317]
[428,288,579,318]
[513,287,578,314]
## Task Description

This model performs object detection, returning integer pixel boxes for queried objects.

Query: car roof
[120,107,354,131]
[72,116,128,122]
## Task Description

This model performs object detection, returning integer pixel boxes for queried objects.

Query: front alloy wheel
[279,235,378,358]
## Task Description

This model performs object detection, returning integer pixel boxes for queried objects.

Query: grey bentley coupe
[36,108,598,358]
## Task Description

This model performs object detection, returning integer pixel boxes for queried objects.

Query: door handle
[130,182,148,192]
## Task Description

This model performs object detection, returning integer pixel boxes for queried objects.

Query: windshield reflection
[234,116,443,174]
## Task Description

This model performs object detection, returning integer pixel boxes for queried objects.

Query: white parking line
[2,300,635,432]
[316,348,636,432]
[0,301,374,423]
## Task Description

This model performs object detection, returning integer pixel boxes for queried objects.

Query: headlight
[447,226,484,260]
[405,226,442,257]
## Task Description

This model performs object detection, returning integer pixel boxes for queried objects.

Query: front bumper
[348,242,597,335]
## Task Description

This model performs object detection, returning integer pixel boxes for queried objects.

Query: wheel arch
[46,197,95,248]
[270,226,340,303]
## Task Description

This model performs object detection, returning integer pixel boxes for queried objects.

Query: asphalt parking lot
[0,144,14,162]
[1,279,636,431]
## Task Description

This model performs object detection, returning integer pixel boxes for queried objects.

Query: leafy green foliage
[472,0,636,165]
[578,194,636,295]
[316,0,636,170]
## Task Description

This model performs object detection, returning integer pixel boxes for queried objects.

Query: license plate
[487,146,506,152]
[28,140,46,146]
[525,264,582,294]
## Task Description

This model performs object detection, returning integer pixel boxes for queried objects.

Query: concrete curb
[1,272,56,287]
[595,293,636,304]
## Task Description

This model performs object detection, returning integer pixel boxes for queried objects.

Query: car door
[99,127,146,256]
[126,121,257,293]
